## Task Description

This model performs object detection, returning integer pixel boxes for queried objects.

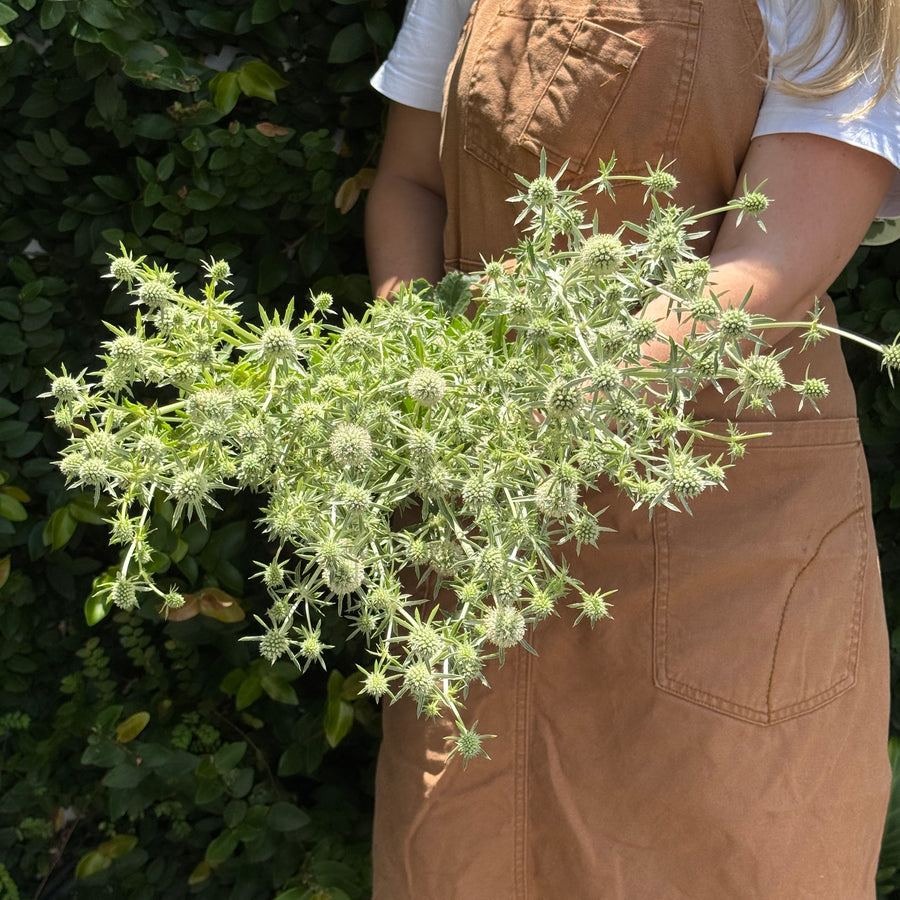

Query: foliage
[47,157,900,762]
[0,0,403,896]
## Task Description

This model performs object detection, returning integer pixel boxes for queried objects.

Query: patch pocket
[652,421,867,725]
[461,2,700,182]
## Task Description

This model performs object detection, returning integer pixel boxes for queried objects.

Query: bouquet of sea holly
[46,155,900,758]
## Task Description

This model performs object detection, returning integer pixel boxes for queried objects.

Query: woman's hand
[643,132,895,357]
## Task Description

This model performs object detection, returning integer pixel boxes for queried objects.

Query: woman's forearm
[365,103,447,299]
[365,171,447,298]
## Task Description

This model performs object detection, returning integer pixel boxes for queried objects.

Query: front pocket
[461,1,701,182]
[652,419,868,725]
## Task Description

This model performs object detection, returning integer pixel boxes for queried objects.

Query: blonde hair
[774,0,900,113]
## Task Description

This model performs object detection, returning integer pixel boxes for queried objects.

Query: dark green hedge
[0,1,402,897]
[1,1,900,897]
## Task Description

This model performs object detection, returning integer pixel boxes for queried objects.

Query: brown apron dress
[372,2,892,897]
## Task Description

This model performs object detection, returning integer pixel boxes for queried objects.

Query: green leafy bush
[0,0,402,895]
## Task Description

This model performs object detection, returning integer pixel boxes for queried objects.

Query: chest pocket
[459,0,702,183]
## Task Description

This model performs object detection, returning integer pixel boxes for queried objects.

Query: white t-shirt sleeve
[370,0,472,112]
[754,0,900,218]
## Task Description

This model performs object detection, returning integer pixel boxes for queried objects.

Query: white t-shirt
[372,0,900,218]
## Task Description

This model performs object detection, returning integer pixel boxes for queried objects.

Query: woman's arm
[365,102,446,298]
[643,132,896,348]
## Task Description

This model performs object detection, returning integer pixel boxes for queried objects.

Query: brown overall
[372,1,892,897]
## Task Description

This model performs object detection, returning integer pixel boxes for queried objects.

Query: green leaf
[84,584,114,626]
[0,4,17,26]
[213,741,246,773]
[93,174,133,201]
[880,737,900,871]
[43,506,77,550]
[184,189,221,211]
[429,270,480,318]
[75,850,112,880]
[98,834,138,859]
[0,492,26,521]
[204,832,238,866]
[101,763,145,789]
[115,712,150,743]
[273,891,315,900]
[364,9,395,48]
[0,26,9,46]
[236,60,288,103]
[266,801,310,833]
[328,23,369,64]
[323,670,354,749]
[250,0,283,25]
[259,669,298,705]
[209,71,241,114]
[235,671,263,710]
[39,1,65,30]
[79,0,123,30]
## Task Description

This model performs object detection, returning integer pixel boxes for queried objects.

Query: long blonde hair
[774,0,900,112]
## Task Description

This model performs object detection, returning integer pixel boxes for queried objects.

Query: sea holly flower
[48,153,900,749]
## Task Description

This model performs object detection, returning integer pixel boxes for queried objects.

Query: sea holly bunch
[47,155,900,760]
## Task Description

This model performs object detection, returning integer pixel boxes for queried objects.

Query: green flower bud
[527,175,557,208]
[719,307,753,340]
[483,603,526,649]
[407,366,447,407]
[579,233,625,277]
[329,423,373,467]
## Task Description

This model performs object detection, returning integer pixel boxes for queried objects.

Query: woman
[364,1,900,896]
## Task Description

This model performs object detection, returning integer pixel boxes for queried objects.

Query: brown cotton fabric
[372,1,892,897]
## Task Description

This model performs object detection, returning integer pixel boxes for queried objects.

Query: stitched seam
[663,0,701,150]
[764,504,864,717]
[513,648,532,898]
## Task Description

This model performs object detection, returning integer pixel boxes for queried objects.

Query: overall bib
[372,2,892,897]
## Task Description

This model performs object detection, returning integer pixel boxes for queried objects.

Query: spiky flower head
[451,725,490,763]
[483,604,526,649]
[329,423,373,467]
[162,589,185,610]
[137,276,175,310]
[203,258,231,284]
[406,619,445,661]
[107,253,143,285]
[799,376,830,402]
[579,233,625,277]
[402,661,435,704]
[407,367,447,407]
[110,574,139,610]
[544,380,584,418]
[361,665,391,700]
[738,354,786,398]
[49,374,82,403]
[311,291,333,315]
[259,625,291,662]
[882,342,900,375]
[572,588,613,626]
[642,167,679,197]
[527,175,557,208]
[719,307,753,340]
[737,190,769,216]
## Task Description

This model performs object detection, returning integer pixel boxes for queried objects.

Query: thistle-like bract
[50,153,900,751]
